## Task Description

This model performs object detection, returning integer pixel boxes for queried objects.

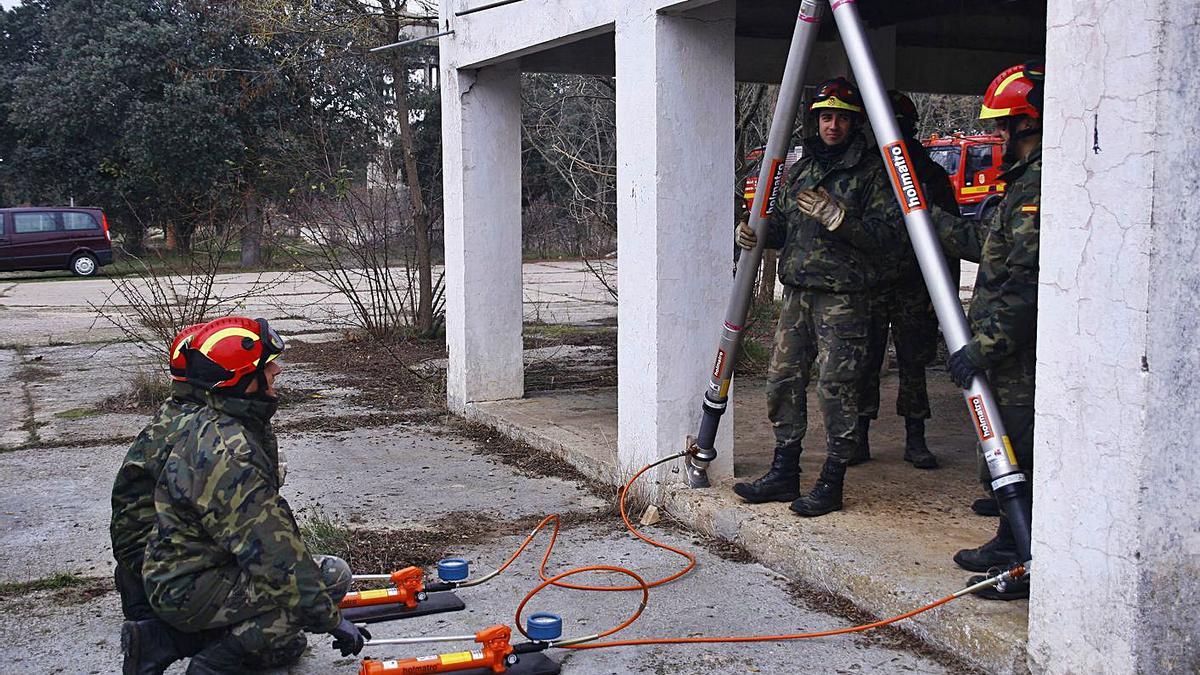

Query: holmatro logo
[712,350,727,379]
[760,159,787,218]
[969,395,994,440]
[885,142,925,213]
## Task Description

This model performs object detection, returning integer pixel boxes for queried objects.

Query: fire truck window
[964,146,992,186]
[929,148,960,175]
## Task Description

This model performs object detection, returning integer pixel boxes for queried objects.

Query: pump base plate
[342,591,465,623]
[489,653,560,675]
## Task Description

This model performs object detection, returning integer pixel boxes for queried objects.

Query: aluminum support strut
[683,0,824,488]
[827,0,1032,564]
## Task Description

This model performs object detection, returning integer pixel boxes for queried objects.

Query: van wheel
[70,253,98,277]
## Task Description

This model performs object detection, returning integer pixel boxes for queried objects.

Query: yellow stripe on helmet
[171,336,194,361]
[979,70,1027,119]
[198,327,259,356]
[811,97,864,114]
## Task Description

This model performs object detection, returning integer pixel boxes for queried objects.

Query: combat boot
[846,416,872,465]
[967,573,1029,601]
[733,445,802,503]
[902,417,939,469]
[953,517,1019,572]
[122,619,183,675]
[789,459,845,517]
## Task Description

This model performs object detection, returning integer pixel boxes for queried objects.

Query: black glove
[947,346,984,389]
[330,617,370,657]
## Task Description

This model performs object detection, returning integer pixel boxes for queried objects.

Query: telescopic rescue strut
[684,0,1033,566]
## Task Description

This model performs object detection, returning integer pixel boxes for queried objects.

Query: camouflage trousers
[153,554,352,669]
[766,287,871,463]
[859,277,939,420]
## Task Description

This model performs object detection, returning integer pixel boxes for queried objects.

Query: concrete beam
[440,62,524,411]
[615,0,736,479]
[1030,0,1200,671]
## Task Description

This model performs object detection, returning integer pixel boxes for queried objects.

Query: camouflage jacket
[142,392,341,632]
[764,132,906,293]
[931,145,1041,406]
[870,139,960,288]
[109,381,207,573]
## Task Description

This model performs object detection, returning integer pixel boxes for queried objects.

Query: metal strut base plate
[342,591,466,623]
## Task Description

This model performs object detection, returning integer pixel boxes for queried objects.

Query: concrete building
[438,0,1199,671]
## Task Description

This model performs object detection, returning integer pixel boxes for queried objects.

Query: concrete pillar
[441,62,524,412]
[1030,1,1200,672]
[614,1,736,479]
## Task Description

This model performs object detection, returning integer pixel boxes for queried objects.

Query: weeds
[98,370,173,413]
[53,407,102,420]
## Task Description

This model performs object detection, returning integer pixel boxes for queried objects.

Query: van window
[63,212,100,230]
[13,212,58,233]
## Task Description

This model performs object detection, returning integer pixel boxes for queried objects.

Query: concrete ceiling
[519,0,1047,95]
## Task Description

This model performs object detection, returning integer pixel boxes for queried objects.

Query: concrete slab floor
[469,372,1029,674]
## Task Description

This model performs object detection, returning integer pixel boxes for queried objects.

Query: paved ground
[0,338,966,674]
[0,260,616,347]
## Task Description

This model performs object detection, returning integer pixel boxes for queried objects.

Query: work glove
[330,617,371,657]
[796,188,846,231]
[735,221,758,250]
[947,346,984,389]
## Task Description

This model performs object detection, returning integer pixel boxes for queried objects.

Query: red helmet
[185,316,285,391]
[811,77,864,115]
[887,90,919,124]
[168,323,206,382]
[980,62,1045,120]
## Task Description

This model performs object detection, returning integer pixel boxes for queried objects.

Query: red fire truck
[924,133,1006,219]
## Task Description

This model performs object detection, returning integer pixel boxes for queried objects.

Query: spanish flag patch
[1020,204,1039,213]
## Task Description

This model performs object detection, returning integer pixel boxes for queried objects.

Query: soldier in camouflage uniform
[110,323,206,622]
[851,91,960,470]
[732,77,906,518]
[928,63,1045,601]
[122,317,368,674]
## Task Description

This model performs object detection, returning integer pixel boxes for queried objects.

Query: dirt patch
[0,574,114,606]
[523,325,616,350]
[15,364,55,382]
[275,409,445,434]
[783,578,987,675]
[283,337,446,410]
[440,418,593,485]
[302,509,608,577]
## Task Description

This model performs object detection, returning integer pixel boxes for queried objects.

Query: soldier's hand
[735,221,758,250]
[330,617,371,656]
[796,188,846,231]
[947,346,984,389]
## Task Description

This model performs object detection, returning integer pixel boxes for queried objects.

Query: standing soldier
[732,77,906,517]
[122,317,369,673]
[110,323,207,623]
[850,91,959,469]
[929,63,1045,600]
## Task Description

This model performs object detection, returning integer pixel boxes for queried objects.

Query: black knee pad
[243,633,307,670]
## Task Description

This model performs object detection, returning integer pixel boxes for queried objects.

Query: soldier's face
[262,361,281,398]
[818,112,854,146]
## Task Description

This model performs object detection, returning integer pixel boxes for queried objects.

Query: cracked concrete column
[615,2,736,478]
[441,62,523,412]
[1031,1,1199,671]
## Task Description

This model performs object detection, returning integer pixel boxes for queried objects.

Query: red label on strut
[969,395,995,440]
[759,158,787,219]
[712,349,727,379]
[883,141,926,213]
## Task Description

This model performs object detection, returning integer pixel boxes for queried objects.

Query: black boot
[121,620,183,675]
[733,445,802,503]
[953,517,1019,572]
[966,573,1030,601]
[185,635,250,675]
[902,417,939,469]
[789,459,845,517]
[846,417,872,466]
[971,497,1001,517]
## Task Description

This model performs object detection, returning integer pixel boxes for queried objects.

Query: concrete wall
[1031,1,1200,672]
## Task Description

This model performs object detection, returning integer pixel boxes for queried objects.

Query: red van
[0,207,114,276]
